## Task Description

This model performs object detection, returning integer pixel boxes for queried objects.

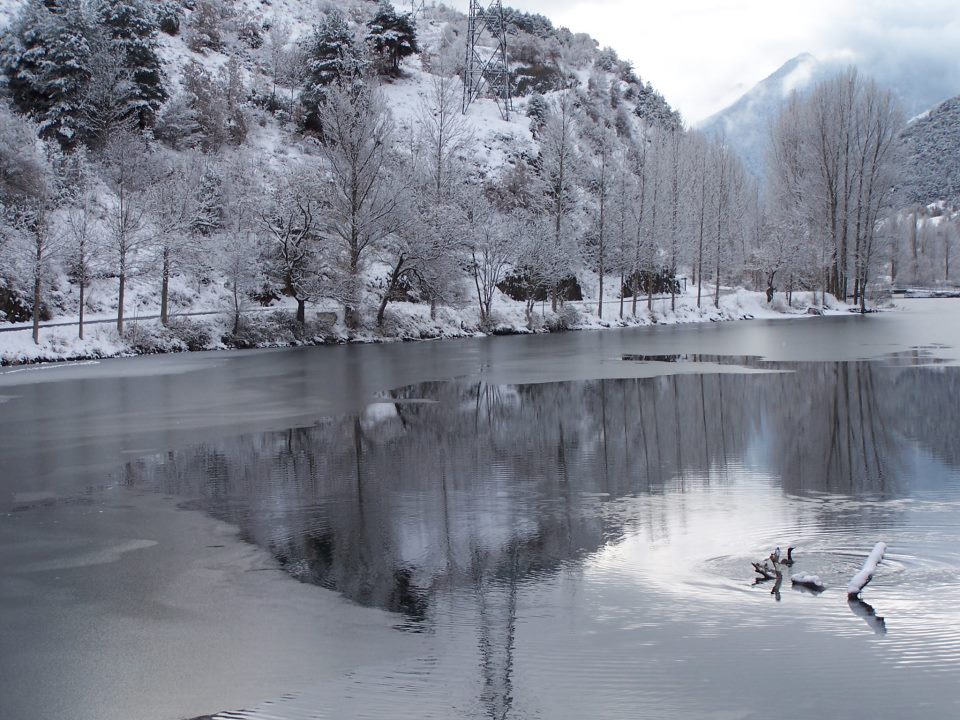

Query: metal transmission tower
[462,0,513,120]
[409,1,425,19]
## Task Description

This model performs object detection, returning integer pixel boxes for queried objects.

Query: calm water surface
[2,301,960,720]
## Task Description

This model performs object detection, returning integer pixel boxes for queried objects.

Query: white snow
[847,542,887,597]
[791,574,825,591]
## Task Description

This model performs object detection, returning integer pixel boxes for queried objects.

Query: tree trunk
[472,253,487,325]
[619,270,624,319]
[78,280,85,340]
[714,248,721,310]
[377,256,405,330]
[296,298,306,324]
[598,271,604,319]
[117,271,126,335]
[910,210,919,282]
[160,246,171,327]
[232,264,241,335]
[32,268,41,346]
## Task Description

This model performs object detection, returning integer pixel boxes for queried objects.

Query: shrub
[156,1,181,35]
[166,318,213,351]
[547,304,581,332]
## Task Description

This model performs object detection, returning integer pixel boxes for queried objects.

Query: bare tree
[538,91,580,311]
[217,153,261,334]
[468,197,516,326]
[317,85,399,329]
[373,70,472,327]
[147,151,216,326]
[583,119,616,318]
[62,149,102,339]
[99,130,152,335]
[0,107,58,344]
[766,70,904,309]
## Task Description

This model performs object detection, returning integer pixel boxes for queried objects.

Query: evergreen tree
[1,0,94,147]
[365,1,418,75]
[301,10,366,129]
[95,0,167,127]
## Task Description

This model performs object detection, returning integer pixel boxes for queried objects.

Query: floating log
[847,542,887,598]
[791,574,825,592]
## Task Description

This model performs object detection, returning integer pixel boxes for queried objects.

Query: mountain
[900,94,960,206]
[698,53,834,177]
[702,51,960,180]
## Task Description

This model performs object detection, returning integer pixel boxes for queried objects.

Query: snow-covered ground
[0,270,853,366]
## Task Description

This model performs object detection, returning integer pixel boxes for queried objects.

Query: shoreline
[0,291,862,368]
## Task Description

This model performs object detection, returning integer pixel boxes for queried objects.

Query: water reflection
[850,598,888,636]
[123,362,960,618]
[122,360,960,718]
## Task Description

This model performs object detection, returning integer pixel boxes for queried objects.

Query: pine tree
[301,10,366,129]
[96,0,167,127]
[366,1,418,75]
[1,0,94,147]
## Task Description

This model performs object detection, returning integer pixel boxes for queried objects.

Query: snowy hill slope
[900,94,960,206]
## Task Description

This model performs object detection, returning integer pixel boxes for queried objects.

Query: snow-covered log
[791,574,825,592]
[846,542,887,598]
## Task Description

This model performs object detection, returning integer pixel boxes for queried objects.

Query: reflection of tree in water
[761,363,898,496]
[122,363,959,715]
[881,366,960,468]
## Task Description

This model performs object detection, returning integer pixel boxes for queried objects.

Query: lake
[2,300,960,720]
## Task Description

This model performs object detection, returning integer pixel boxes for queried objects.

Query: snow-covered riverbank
[0,286,852,367]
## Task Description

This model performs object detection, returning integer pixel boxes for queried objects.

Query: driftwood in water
[847,542,887,598]
[752,561,779,581]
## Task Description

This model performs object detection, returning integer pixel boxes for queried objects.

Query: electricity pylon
[462,0,512,120]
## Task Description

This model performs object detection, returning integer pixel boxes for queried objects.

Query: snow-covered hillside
[900,95,960,206]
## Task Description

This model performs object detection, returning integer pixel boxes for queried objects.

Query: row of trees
[1,63,757,344]
[763,69,905,310]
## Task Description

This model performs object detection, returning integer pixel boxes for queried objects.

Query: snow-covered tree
[60,147,102,338]
[366,1,419,75]
[1,0,94,147]
[537,91,581,310]
[377,73,470,327]
[316,85,399,329]
[95,0,166,127]
[146,150,219,326]
[98,129,152,334]
[301,10,366,129]
[0,105,60,343]
[259,163,324,325]
[185,0,225,53]
[216,152,261,334]
[581,118,617,318]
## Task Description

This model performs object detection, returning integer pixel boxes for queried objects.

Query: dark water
[126,359,960,720]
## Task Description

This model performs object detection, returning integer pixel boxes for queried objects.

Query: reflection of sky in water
[126,361,960,720]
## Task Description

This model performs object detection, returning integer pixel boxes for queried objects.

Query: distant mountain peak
[697,53,827,177]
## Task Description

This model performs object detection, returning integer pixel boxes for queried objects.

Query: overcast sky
[501,0,960,123]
